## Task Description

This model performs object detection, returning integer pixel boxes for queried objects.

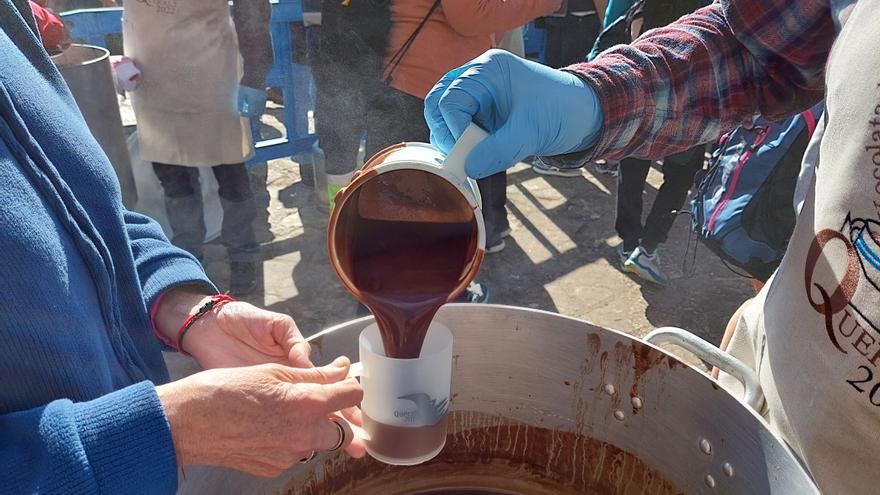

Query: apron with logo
[719,1,880,493]
[123,0,253,167]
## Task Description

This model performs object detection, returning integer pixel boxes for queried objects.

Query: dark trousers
[153,163,259,262]
[615,146,704,253]
[541,13,601,68]
[365,85,509,245]
[314,0,389,175]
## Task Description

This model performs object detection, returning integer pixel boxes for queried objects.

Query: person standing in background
[533,0,710,285]
[313,0,390,211]
[368,0,563,255]
[123,0,273,296]
[606,0,709,285]
[530,0,602,179]
[536,0,602,69]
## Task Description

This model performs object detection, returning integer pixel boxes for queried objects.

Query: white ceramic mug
[349,322,453,465]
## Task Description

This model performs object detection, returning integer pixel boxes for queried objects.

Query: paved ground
[167,155,754,377]
[139,106,754,377]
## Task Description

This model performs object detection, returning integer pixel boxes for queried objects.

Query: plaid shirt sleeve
[560,0,834,162]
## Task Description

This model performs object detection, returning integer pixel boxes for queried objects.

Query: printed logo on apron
[803,86,880,407]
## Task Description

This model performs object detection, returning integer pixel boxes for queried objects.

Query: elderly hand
[153,289,312,369]
[424,49,603,179]
[156,358,366,477]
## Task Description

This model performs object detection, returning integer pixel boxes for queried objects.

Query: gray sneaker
[532,157,583,178]
[590,160,619,177]
[615,244,632,269]
[623,247,669,286]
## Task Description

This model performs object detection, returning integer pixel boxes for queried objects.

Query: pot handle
[442,122,489,187]
[644,327,766,413]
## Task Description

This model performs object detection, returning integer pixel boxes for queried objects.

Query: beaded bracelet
[176,294,236,357]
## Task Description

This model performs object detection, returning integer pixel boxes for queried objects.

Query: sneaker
[623,247,669,286]
[615,244,632,269]
[532,157,583,178]
[456,282,489,304]
[486,239,506,254]
[500,227,512,238]
[229,261,259,296]
[590,160,619,178]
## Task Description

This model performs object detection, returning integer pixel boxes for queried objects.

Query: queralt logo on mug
[394,393,449,425]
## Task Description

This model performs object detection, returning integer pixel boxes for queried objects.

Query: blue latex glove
[424,49,603,179]
[237,85,268,119]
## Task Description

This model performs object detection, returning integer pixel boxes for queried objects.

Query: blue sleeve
[0,382,178,495]
[124,210,218,311]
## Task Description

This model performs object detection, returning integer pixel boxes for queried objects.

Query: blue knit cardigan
[0,1,215,492]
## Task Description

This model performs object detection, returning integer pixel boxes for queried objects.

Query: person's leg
[641,146,704,252]
[212,163,260,295]
[560,14,601,66]
[365,84,429,156]
[477,173,510,251]
[313,0,377,207]
[615,157,651,253]
[541,17,568,69]
[153,163,205,260]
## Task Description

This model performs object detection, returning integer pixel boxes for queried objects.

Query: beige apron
[123,0,253,167]
[719,1,880,493]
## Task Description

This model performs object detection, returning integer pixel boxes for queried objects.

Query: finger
[312,416,354,452]
[425,65,469,154]
[340,406,363,428]
[344,428,368,459]
[438,51,509,142]
[301,356,353,384]
[288,341,312,368]
[465,120,525,179]
[268,356,350,384]
[319,376,364,413]
[265,313,311,366]
[438,75,485,143]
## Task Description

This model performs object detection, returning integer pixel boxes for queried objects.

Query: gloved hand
[237,85,268,119]
[424,49,603,179]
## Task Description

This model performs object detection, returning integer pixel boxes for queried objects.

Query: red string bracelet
[176,294,236,357]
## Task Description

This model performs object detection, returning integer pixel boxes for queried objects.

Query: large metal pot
[180,305,818,494]
[52,44,137,207]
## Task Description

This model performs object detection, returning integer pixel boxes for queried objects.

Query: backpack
[588,0,708,60]
[691,102,824,282]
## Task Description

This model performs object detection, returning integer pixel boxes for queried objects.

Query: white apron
[719,1,880,493]
[123,0,253,167]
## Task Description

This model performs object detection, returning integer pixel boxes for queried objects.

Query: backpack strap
[802,108,818,136]
[382,0,441,85]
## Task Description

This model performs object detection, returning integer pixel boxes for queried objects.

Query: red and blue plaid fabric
[565,0,847,161]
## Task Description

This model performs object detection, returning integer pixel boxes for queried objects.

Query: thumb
[465,121,524,179]
[289,356,352,384]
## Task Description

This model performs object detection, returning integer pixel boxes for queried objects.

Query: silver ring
[328,418,346,452]
[299,451,316,464]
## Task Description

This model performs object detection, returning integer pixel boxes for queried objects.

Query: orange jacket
[385,0,558,99]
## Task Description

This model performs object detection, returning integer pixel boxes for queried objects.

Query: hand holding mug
[156,357,365,478]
